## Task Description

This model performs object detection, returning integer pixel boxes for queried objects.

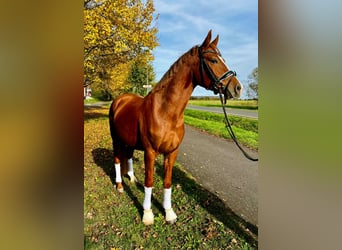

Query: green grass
[84,106,257,249]
[84,97,105,105]
[184,109,258,150]
[188,99,258,110]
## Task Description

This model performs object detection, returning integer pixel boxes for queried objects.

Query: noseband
[198,46,236,96]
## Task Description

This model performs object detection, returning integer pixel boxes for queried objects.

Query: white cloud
[152,0,258,96]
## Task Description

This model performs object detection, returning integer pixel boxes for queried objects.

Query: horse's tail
[108,101,115,148]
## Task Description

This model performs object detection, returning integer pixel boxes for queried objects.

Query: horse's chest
[147,122,184,153]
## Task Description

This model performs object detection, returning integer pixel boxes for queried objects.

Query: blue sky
[151,0,258,97]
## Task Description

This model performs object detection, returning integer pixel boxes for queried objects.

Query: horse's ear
[201,30,212,48]
[211,35,219,47]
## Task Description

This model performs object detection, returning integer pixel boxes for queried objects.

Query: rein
[198,46,258,162]
[217,89,258,161]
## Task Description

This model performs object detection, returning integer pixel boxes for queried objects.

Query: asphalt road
[177,125,258,226]
[186,105,258,119]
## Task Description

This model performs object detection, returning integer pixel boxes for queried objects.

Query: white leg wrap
[127,158,133,173]
[115,163,122,183]
[163,188,177,223]
[143,187,152,210]
[127,158,137,182]
[142,186,154,225]
[163,188,172,210]
[142,209,154,225]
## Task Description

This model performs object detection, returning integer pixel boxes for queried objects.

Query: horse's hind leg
[113,144,124,193]
[114,157,124,193]
[126,148,137,183]
[113,145,137,192]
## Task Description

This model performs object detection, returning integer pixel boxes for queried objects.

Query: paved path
[177,125,258,226]
[186,105,258,119]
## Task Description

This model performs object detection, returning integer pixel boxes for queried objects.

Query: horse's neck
[149,59,194,116]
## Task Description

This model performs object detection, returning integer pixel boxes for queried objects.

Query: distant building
[84,85,92,99]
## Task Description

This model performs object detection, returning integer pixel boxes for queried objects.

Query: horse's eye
[209,59,218,64]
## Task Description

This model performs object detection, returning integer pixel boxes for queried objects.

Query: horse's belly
[114,116,139,146]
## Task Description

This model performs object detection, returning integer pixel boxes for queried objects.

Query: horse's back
[111,93,143,116]
[109,93,144,147]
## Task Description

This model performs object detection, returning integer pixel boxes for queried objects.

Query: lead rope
[218,89,258,162]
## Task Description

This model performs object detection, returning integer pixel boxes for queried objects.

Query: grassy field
[84,97,103,104]
[188,99,258,110]
[184,109,258,150]
[84,106,257,249]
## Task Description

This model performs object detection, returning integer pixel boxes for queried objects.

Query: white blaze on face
[217,54,226,65]
[240,80,244,92]
[215,49,243,98]
[217,54,235,98]
[230,76,243,99]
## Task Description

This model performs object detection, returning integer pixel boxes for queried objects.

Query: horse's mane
[150,46,199,94]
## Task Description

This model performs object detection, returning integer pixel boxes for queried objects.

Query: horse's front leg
[163,149,178,224]
[142,148,156,225]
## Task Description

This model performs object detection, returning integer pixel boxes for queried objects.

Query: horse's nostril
[236,86,241,91]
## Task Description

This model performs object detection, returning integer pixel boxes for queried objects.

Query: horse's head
[196,30,243,102]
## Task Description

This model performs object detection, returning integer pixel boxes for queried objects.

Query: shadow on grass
[91,147,257,247]
[84,106,109,121]
[156,162,258,246]
[91,148,164,220]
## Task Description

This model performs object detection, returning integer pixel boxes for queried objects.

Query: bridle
[198,46,236,100]
[197,46,258,162]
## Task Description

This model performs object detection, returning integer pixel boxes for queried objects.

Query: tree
[91,62,132,100]
[84,0,158,99]
[127,59,155,96]
[246,67,258,99]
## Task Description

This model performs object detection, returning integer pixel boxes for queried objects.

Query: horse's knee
[163,182,172,189]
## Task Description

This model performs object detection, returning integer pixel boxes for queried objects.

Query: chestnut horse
[109,30,243,225]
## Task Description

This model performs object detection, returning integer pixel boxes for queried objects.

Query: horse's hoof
[142,209,154,225]
[165,208,177,224]
[116,183,124,193]
[128,174,137,183]
[167,218,177,224]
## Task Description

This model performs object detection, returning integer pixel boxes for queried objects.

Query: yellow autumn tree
[109,62,131,96]
[84,0,158,99]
